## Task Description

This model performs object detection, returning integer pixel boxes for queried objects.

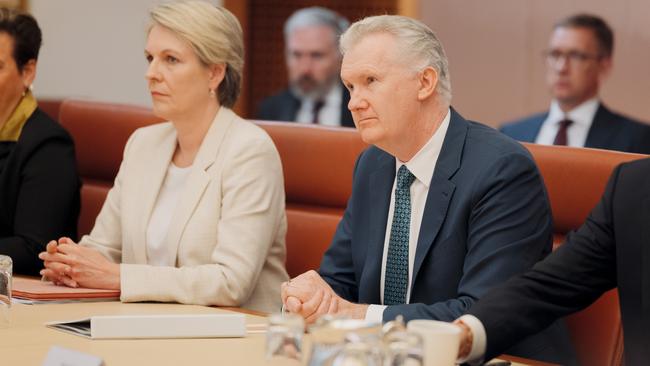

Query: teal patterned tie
[384,165,416,305]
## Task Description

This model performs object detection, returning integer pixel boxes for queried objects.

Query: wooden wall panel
[421,0,650,127]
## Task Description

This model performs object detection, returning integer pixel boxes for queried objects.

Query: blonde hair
[149,1,244,108]
[340,15,452,103]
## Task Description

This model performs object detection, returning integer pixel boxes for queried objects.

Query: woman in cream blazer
[39,2,289,313]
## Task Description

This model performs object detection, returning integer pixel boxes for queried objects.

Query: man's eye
[567,51,589,62]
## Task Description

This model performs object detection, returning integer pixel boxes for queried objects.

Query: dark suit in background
[500,104,650,154]
[468,158,650,365]
[0,109,80,275]
[319,109,576,363]
[257,88,355,128]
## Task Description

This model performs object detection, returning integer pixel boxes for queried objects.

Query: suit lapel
[525,115,545,142]
[585,104,618,149]
[163,107,236,264]
[412,109,466,286]
[364,151,395,302]
[281,91,301,122]
[133,127,176,263]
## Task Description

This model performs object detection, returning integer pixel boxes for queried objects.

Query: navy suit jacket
[500,104,650,153]
[319,109,576,363]
[257,87,355,128]
[469,158,650,366]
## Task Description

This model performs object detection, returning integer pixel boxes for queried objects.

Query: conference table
[2,300,554,365]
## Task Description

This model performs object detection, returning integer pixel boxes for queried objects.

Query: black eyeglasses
[544,49,603,65]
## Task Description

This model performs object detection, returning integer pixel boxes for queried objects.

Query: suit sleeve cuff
[364,304,387,323]
[457,314,487,365]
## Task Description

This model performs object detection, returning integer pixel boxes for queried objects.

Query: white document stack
[46,313,246,339]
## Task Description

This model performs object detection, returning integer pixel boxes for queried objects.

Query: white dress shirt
[458,314,488,364]
[145,163,192,266]
[295,84,343,126]
[365,109,451,322]
[535,98,600,147]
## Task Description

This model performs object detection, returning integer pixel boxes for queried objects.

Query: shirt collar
[548,98,600,128]
[395,108,451,189]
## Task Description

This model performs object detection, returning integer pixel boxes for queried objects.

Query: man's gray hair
[340,15,452,103]
[284,7,349,44]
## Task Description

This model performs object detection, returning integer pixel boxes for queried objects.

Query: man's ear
[208,63,226,93]
[417,66,438,101]
[598,56,613,82]
[21,59,37,89]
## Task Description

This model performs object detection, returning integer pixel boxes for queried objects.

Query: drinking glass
[265,312,304,362]
[330,333,384,366]
[0,255,12,326]
[383,330,423,366]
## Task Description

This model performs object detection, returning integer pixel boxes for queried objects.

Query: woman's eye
[367,76,376,84]
[166,55,179,64]
[145,55,153,63]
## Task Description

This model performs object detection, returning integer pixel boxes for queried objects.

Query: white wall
[30,0,221,107]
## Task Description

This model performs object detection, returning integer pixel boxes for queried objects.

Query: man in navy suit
[281,15,576,364]
[456,159,650,365]
[501,14,650,153]
[257,7,354,127]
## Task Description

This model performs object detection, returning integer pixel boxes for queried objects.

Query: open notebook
[12,276,120,303]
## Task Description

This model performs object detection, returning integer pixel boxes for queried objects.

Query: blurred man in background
[501,14,650,153]
[257,7,354,127]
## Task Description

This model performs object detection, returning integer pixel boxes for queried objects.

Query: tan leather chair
[523,143,646,366]
[255,121,367,277]
[58,100,162,237]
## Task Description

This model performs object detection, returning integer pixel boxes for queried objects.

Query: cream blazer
[80,107,289,313]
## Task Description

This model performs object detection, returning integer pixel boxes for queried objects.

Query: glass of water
[265,312,304,362]
[383,330,424,366]
[0,255,12,326]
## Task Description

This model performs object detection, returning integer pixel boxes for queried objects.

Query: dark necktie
[384,165,416,305]
[553,119,573,146]
[312,100,324,124]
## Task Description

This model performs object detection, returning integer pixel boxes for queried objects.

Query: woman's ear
[21,59,37,90]
[208,63,226,93]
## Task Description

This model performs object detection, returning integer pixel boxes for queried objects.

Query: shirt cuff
[457,314,487,365]
[364,304,387,323]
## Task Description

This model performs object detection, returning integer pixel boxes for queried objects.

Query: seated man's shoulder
[499,111,547,133]
[257,89,297,120]
[605,107,650,130]
[460,121,535,174]
[466,119,531,157]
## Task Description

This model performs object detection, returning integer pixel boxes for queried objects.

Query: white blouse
[145,163,192,266]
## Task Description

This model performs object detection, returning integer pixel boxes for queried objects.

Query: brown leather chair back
[523,142,646,366]
[255,121,367,277]
[58,100,162,237]
[38,99,63,121]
